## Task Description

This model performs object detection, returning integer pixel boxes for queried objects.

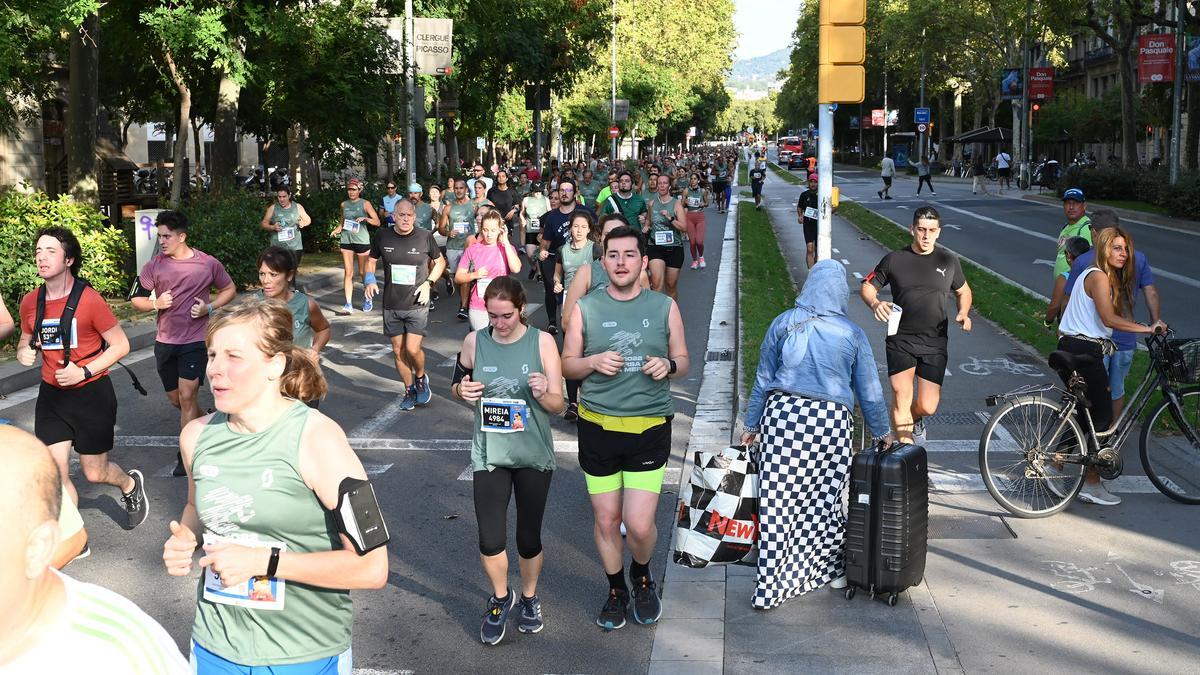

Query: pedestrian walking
[331,178,382,314]
[741,260,893,609]
[451,277,565,645]
[914,155,936,196]
[971,155,990,195]
[162,300,389,672]
[878,152,895,199]
[994,148,1013,191]
[860,206,972,445]
[562,225,690,630]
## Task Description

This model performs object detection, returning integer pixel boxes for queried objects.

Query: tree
[67,10,100,203]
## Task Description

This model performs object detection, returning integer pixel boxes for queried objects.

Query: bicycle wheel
[1139,387,1200,505]
[979,396,1087,518]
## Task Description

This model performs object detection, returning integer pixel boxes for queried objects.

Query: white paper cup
[887,304,903,336]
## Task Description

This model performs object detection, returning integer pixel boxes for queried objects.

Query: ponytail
[281,345,327,402]
[207,298,328,401]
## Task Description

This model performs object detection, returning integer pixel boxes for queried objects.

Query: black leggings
[539,257,559,326]
[566,378,581,405]
[474,467,554,558]
[917,175,934,194]
[1057,336,1112,433]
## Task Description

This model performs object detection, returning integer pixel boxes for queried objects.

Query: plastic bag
[672,445,759,568]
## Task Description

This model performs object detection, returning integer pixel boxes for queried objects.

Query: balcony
[1084,46,1115,66]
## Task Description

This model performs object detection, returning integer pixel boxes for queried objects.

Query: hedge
[1057,167,1200,219]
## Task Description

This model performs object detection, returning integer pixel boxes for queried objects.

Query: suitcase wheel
[887,593,899,607]
[844,587,856,600]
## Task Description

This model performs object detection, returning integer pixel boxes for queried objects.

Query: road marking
[363,462,393,476]
[930,471,1168,494]
[853,272,864,280]
[840,258,850,265]
[1033,258,1054,267]
[945,223,962,230]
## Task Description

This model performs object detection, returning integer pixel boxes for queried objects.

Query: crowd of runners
[0,147,739,670]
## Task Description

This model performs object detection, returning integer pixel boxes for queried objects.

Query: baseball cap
[807,174,818,182]
[407,182,422,193]
[347,178,363,188]
[531,181,544,192]
[1062,188,1085,202]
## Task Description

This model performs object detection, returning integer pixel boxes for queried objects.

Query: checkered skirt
[753,392,853,609]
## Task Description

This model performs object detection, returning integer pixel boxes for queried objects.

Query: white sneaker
[1077,482,1121,506]
[911,419,927,446]
[699,257,706,269]
[829,576,847,589]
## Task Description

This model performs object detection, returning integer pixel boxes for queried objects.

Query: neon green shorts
[578,416,672,495]
[584,466,667,495]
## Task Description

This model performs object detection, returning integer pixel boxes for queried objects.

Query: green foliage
[1057,167,1200,220]
[171,191,281,289]
[739,202,796,392]
[0,190,131,302]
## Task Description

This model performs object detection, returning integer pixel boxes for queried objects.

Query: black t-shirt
[797,189,818,224]
[749,167,766,184]
[369,226,442,310]
[866,247,966,354]
[487,186,519,223]
[541,204,595,255]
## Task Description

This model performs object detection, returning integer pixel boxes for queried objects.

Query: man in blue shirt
[1063,209,1163,419]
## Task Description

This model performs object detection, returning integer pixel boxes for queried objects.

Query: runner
[456,210,523,330]
[646,175,688,295]
[487,169,520,238]
[796,174,820,269]
[331,179,382,314]
[131,210,236,476]
[682,172,711,269]
[594,170,619,211]
[554,211,599,420]
[469,163,493,198]
[439,177,480,322]
[451,277,564,645]
[161,300,389,672]
[473,178,495,226]
[538,178,594,333]
[255,246,331,360]
[259,187,312,279]
[561,225,690,630]
[17,227,147,528]
[519,182,552,281]
[860,206,972,445]
[560,214,652,337]
[1,427,187,673]
[599,171,649,230]
[748,159,766,210]
[379,180,404,225]
[367,199,446,410]
[578,169,603,207]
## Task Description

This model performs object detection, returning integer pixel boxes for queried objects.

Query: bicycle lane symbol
[1169,561,1200,591]
[959,356,1044,377]
[1043,560,1112,594]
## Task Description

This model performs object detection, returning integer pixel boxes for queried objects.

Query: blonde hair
[1095,226,1136,319]
[206,298,327,401]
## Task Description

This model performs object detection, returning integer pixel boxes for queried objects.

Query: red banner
[1028,67,1054,100]
[1138,34,1175,83]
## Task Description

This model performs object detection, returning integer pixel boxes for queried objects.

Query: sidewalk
[648,173,1200,673]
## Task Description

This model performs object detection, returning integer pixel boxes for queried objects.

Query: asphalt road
[0,207,728,674]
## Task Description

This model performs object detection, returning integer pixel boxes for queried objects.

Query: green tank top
[684,187,705,211]
[578,288,674,417]
[191,402,352,665]
[649,196,682,248]
[585,259,607,295]
[446,200,477,250]
[524,195,551,233]
[253,290,313,349]
[561,240,594,291]
[414,202,435,231]
[340,199,370,246]
[578,180,601,205]
[471,326,555,472]
[271,203,303,251]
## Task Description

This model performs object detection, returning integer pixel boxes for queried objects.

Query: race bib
[528,217,541,232]
[453,221,469,236]
[391,264,417,286]
[804,207,819,220]
[278,226,296,242]
[654,230,675,246]
[475,277,492,298]
[480,398,529,434]
[37,319,77,351]
[202,535,286,611]
[343,218,360,233]
[686,196,701,208]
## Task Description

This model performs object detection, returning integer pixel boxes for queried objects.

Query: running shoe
[363,297,373,313]
[564,402,579,422]
[878,190,883,199]
[596,589,629,631]
[630,576,662,625]
[172,452,187,477]
[517,595,545,634]
[122,469,149,530]
[528,266,538,281]
[931,191,938,196]
[339,303,353,315]
[480,590,515,645]
[431,289,440,302]
[445,278,454,295]
[415,373,432,406]
[547,323,559,336]
[912,419,927,446]
[400,385,417,411]
[690,260,700,270]
[1078,482,1121,506]
[699,257,706,269]
[457,307,469,321]
[884,195,894,200]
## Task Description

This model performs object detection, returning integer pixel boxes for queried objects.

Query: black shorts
[35,377,117,454]
[155,340,207,392]
[577,416,672,477]
[340,243,371,254]
[751,181,764,197]
[998,167,1011,178]
[885,342,948,386]
[525,232,542,246]
[383,307,429,337]
[647,245,685,269]
[712,180,729,194]
[803,220,818,244]
[882,176,893,187]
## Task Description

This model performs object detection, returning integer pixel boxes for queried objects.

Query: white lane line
[853,272,864,280]
[363,462,393,476]
[931,472,1167,494]
[840,258,850,265]
[349,396,414,438]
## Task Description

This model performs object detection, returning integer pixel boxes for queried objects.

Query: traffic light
[1030,103,1040,125]
[818,0,867,104]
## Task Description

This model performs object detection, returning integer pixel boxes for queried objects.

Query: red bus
[778,136,804,162]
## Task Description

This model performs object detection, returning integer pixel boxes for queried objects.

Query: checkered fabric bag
[672,445,760,568]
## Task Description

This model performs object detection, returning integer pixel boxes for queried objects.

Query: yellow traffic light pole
[817,0,866,262]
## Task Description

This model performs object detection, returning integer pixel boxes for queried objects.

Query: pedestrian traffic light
[818,0,867,104]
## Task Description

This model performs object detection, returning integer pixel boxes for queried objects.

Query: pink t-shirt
[138,249,234,344]
[456,242,512,310]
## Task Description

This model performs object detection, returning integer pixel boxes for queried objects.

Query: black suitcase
[844,442,928,606]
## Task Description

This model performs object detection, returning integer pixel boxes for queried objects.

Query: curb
[0,266,345,397]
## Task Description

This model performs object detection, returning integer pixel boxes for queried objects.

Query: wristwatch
[266,546,281,577]
[667,358,677,374]
[81,365,92,380]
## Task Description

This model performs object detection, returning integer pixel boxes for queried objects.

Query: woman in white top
[1056,226,1165,504]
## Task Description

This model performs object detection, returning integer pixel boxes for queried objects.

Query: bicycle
[978,331,1200,518]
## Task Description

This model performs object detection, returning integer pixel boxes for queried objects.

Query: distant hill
[727,48,790,90]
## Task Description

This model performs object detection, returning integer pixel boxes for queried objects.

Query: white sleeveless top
[1060,267,1111,339]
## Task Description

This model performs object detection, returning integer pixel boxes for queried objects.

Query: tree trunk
[162,46,190,204]
[287,123,302,193]
[210,40,243,195]
[385,138,395,183]
[445,117,459,172]
[191,117,203,183]
[67,12,100,204]
[1117,46,1138,167]
[1186,82,1199,170]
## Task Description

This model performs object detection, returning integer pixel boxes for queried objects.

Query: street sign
[686,126,696,138]
[608,126,620,138]
[413,18,454,75]
[871,108,886,126]
[917,123,928,133]
[476,137,485,150]
[812,129,819,139]
[915,107,931,124]
[614,99,630,121]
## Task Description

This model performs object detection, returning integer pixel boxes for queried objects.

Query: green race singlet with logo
[446,201,477,250]
[472,327,554,472]
[271,202,303,251]
[340,198,370,246]
[578,288,673,418]
[648,195,682,247]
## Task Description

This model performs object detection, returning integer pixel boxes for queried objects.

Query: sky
[734,0,803,61]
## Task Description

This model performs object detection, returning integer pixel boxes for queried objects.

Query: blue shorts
[192,641,351,674]
[1104,349,1135,399]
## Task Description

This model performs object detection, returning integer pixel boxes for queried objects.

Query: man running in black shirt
[861,206,972,445]
[795,174,820,269]
[748,158,766,210]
